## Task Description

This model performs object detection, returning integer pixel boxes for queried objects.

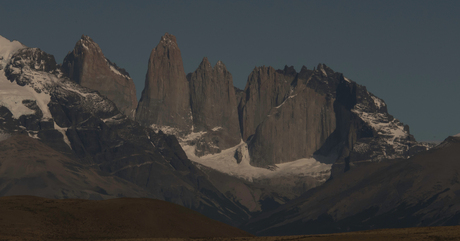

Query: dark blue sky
[1,0,459,142]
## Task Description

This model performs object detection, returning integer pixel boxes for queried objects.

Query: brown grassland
[1,196,460,241]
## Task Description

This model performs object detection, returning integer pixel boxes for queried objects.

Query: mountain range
[0,33,454,236]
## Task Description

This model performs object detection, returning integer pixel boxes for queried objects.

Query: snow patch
[182,141,331,182]
[150,124,179,136]
[321,69,327,77]
[0,131,10,142]
[181,130,206,142]
[371,95,385,109]
[212,126,222,132]
[53,121,72,149]
[27,131,40,139]
[0,35,25,67]
[0,70,53,119]
[275,94,297,109]
[352,103,407,145]
[106,59,130,79]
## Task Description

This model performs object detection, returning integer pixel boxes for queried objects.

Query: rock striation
[238,66,296,141]
[135,33,192,135]
[61,35,137,119]
[186,57,241,156]
[239,64,429,169]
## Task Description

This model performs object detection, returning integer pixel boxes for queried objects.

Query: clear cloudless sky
[0,0,459,142]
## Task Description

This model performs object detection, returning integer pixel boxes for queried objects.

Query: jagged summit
[72,35,102,55]
[80,34,91,40]
[281,65,296,75]
[186,58,241,156]
[215,60,225,67]
[61,35,138,119]
[199,56,212,69]
[158,32,178,49]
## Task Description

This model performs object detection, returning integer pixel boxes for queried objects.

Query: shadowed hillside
[0,196,252,240]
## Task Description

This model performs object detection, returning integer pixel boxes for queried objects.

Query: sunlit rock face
[187,57,241,156]
[62,35,137,119]
[239,64,428,169]
[135,33,192,135]
[238,65,296,142]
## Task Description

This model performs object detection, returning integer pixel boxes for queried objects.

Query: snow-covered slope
[0,35,24,67]
[350,90,432,161]
[0,36,114,148]
[182,141,331,183]
[0,36,35,118]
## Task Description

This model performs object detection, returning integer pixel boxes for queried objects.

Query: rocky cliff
[0,37,250,226]
[61,35,137,119]
[238,66,296,141]
[240,63,429,170]
[186,57,241,156]
[135,33,192,135]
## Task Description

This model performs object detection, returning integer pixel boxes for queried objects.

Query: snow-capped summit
[0,35,25,68]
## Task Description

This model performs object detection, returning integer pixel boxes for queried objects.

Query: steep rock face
[246,64,429,168]
[136,33,192,135]
[238,66,296,141]
[246,65,337,166]
[61,35,137,119]
[0,41,250,226]
[186,57,241,156]
[249,84,336,167]
[234,86,244,107]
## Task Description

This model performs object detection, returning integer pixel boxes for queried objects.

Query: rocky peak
[61,35,138,119]
[135,33,192,135]
[159,32,178,49]
[75,35,101,54]
[216,60,224,66]
[213,60,230,76]
[7,48,57,73]
[244,64,428,170]
[198,57,212,70]
[281,65,297,76]
[187,59,241,156]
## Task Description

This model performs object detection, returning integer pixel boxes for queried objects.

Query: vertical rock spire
[187,57,241,155]
[135,33,192,134]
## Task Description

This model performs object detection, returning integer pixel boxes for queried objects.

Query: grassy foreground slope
[90,225,460,241]
[0,196,252,240]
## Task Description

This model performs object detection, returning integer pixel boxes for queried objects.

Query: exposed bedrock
[135,33,192,134]
[62,35,137,119]
[187,57,241,156]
